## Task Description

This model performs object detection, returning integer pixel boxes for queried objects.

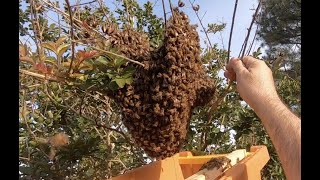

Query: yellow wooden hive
[107,146,270,180]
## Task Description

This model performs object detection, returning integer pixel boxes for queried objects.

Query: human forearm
[254,98,301,180]
[225,57,301,179]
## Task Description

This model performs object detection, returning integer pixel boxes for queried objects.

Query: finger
[242,56,258,68]
[227,57,248,75]
[226,57,240,71]
[224,70,236,81]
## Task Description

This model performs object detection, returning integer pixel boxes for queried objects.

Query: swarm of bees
[102,8,215,159]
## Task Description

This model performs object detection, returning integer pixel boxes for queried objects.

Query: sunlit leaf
[57,44,70,58]
[115,78,126,88]
[56,36,67,46]
[125,77,133,84]
[19,44,27,57]
[62,60,71,68]
[44,56,57,65]
[42,42,57,53]
[78,62,93,71]
[95,56,109,66]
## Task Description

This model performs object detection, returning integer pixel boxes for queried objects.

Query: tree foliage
[19,0,300,179]
[257,0,301,46]
[257,0,301,80]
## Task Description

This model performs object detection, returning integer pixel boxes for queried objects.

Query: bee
[143,140,149,145]
[154,147,161,153]
[133,113,140,119]
[178,1,185,8]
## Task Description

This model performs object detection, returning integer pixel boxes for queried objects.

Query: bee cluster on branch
[102,8,215,159]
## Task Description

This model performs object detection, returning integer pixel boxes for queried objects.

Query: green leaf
[42,42,56,53]
[115,78,126,88]
[19,137,26,142]
[122,66,136,77]
[114,57,126,67]
[49,23,56,29]
[125,77,133,84]
[106,70,117,79]
[29,141,37,146]
[108,81,119,91]
[19,166,33,175]
[47,111,54,118]
[44,56,57,65]
[85,168,94,177]
[212,128,220,133]
[57,44,70,58]
[95,56,109,66]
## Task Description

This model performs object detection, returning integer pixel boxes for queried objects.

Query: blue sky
[21,0,261,57]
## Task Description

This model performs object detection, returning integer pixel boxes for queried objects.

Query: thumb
[226,57,248,75]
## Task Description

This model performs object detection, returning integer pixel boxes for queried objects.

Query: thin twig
[207,82,233,121]
[152,0,159,9]
[97,0,110,22]
[44,88,135,147]
[246,26,258,56]
[187,0,223,69]
[168,0,175,18]
[57,13,61,38]
[238,41,245,58]
[227,0,239,64]
[70,0,97,7]
[27,84,43,88]
[188,0,212,47]
[19,69,58,81]
[219,31,225,50]
[240,1,261,59]
[161,0,167,26]
[30,0,42,61]
[79,93,86,116]
[200,11,207,21]
[21,90,51,159]
[123,0,131,25]
[65,0,76,74]
[76,42,145,67]
[109,159,128,170]
[41,0,106,40]
[19,157,30,161]
[93,126,108,145]
[48,93,134,146]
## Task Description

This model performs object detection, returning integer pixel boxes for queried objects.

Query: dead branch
[227,0,239,64]
[240,1,261,59]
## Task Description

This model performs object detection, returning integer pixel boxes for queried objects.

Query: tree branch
[65,0,76,74]
[240,1,262,59]
[19,69,58,81]
[187,0,224,69]
[161,0,167,26]
[77,43,145,67]
[227,0,239,64]
[70,0,97,7]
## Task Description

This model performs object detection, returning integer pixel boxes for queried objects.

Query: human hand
[224,56,280,110]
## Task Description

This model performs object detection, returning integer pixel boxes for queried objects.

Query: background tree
[257,0,301,80]
[19,0,300,179]
[252,0,301,178]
